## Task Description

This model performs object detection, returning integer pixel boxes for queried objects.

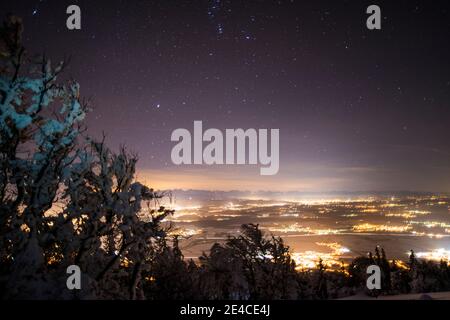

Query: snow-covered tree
[0,15,88,298]
[0,16,173,299]
[198,224,299,300]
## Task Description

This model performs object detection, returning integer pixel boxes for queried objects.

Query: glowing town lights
[385,213,417,218]
[248,202,288,207]
[268,223,308,233]
[167,205,202,221]
[316,242,351,255]
[168,228,202,237]
[414,249,450,262]
[361,208,379,213]
[392,260,409,270]
[342,213,358,217]
[411,231,447,238]
[172,205,202,211]
[380,203,404,208]
[151,194,450,270]
[292,252,324,269]
[280,213,300,217]
[352,223,412,233]
[268,223,341,235]
[410,221,450,229]
[407,210,431,215]
[292,242,351,270]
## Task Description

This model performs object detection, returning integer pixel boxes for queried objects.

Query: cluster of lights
[361,208,379,213]
[411,231,446,238]
[414,249,450,263]
[160,195,450,270]
[166,205,202,222]
[380,203,405,208]
[168,228,202,237]
[409,220,450,229]
[268,223,341,235]
[292,242,350,270]
[385,212,417,218]
[352,223,412,233]
[407,210,431,215]
[392,260,409,270]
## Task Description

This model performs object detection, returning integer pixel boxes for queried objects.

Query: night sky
[1,0,450,192]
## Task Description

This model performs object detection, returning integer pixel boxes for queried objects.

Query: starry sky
[1,0,450,192]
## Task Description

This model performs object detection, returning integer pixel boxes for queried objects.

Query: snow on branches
[0,16,173,299]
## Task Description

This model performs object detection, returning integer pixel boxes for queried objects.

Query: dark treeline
[139,223,450,300]
[1,16,450,300]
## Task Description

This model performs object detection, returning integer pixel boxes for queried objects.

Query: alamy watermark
[366,265,381,290]
[171,121,279,175]
[65,4,381,31]
[366,5,382,30]
[66,265,81,290]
